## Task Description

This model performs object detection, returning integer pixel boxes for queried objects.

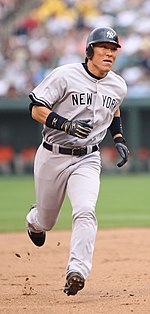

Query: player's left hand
[114,137,129,167]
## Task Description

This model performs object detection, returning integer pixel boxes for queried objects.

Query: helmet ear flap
[86,44,94,59]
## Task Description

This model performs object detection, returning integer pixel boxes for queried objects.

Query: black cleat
[28,230,46,246]
[27,204,46,247]
[28,230,46,247]
[64,272,85,296]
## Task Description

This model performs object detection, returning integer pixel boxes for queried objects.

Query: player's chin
[101,66,112,76]
[102,62,112,71]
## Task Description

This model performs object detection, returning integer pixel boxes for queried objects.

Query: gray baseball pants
[26,144,101,279]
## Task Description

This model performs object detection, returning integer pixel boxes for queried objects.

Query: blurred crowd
[0,0,19,20]
[0,0,150,98]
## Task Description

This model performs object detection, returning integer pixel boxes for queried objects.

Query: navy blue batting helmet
[86,27,121,59]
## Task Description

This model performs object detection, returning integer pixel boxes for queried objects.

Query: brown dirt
[0,228,150,314]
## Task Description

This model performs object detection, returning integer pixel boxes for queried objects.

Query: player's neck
[86,60,109,79]
[83,63,103,80]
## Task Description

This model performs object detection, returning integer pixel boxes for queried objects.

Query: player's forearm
[32,105,52,125]
[109,108,123,139]
[113,109,122,138]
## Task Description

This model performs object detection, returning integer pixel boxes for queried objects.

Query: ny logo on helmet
[106,31,116,39]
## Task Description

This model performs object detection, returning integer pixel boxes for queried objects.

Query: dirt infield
[1,228,150,314]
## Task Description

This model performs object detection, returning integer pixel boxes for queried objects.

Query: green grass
[98,174,150,228]
[0,174,149,232]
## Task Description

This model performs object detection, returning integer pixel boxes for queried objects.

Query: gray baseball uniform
[26,62,127,279]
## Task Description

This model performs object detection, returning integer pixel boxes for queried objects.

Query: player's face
[88,42,118,77]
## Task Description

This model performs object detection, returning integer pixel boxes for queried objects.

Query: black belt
[43,141,99,157]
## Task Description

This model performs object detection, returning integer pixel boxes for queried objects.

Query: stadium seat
[0,145,15,174]
[14,146,37,174]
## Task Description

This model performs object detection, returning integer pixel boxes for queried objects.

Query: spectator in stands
[0,0,150,97]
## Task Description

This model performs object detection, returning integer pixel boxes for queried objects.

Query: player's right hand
[62,119,93,139]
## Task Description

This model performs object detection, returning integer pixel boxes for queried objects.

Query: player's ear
[86,44,94,59]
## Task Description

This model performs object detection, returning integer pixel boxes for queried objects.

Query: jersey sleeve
[29,68,67,109]
[118,78,127,105]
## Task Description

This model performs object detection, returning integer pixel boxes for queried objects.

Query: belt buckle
[72,147,86,156]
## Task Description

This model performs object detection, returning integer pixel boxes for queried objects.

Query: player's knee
[72,208,97,225]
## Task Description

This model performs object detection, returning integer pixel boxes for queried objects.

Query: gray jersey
[30,63,127,147]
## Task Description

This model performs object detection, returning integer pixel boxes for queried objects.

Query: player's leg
[26,144,68,234]
[65,152,101,290]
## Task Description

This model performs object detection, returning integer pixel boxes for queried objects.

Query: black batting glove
[114,137,129,167]
[62,119,93,139]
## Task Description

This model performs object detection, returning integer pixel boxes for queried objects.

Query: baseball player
[26,27,129,296]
